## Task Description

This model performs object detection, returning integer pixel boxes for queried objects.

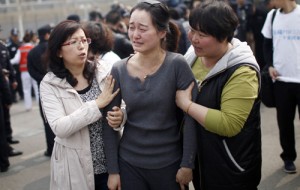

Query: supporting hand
[107,106,124,128]
[96,75,120,109]
[108,174,121,190]
[176,82,194,112]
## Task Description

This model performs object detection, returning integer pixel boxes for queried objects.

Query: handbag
[261,9,278,108]
[261,67,275,107]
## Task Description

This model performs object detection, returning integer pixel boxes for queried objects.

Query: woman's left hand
[107,106,123,128]
[176,167,193,190]
[176,82,194,112]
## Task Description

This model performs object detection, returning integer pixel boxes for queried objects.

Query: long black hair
[130,0,180,52]
[46,20,96,87]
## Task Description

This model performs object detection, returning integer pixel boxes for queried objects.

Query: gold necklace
[142,62,163,79]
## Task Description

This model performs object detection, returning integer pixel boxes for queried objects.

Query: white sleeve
[10,49,20,65]
[261,9,276,39]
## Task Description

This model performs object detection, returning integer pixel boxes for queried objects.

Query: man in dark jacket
[6,27,23,102]
[105,9,134,59]
[27,24,55,157]
[0,63,12,172]
[1,28,19,144]
[230,0,254,42]
[0,37,22,158]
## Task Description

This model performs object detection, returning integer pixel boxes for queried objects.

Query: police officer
[6,27,23,102]
[0,62,11,172]
[0,26,23,157]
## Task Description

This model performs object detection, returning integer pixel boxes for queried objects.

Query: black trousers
[39,98,55,155]
[12,64,23,101]
[0,101,10,170]
[3,104,13,141]
[274,81,300,162]
[94,173,109,190]
[119,157,187,190]
[192,156,201,190]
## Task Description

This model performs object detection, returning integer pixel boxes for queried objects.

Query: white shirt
[261,6,300,83]
[101,51,121,66]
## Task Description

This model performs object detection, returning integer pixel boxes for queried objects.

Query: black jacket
[27,41,48,84]
[0,64,12,105]
[6,38,20,59]
[112,33,134,59]
[196,63,261,190]
[0,41,16,83]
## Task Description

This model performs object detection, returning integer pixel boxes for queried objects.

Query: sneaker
[284,161,296,174]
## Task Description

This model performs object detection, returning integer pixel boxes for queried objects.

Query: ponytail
[164,21,180,52]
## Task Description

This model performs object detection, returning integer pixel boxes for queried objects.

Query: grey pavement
[0,99,300,190]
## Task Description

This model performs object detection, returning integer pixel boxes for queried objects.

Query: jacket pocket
[52,144,70,189]
[223,139,245,172]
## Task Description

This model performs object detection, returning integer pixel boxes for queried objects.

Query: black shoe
[284,161,297,174]
[7,138,20,144]
[44,150,52,157]
[9,149,23,157]
[0,166,9,173]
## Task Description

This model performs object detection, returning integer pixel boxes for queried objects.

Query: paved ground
[0,99,300,190]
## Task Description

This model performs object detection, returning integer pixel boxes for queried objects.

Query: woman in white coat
[40,20,124,190]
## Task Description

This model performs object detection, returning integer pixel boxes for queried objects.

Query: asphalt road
[0,99,299,190]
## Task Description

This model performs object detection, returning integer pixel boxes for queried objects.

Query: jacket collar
[42,59,112,91]
[185,38,259,81]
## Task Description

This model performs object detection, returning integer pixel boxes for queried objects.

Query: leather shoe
[9,149,23,157]
[44,150,52,157]
[7,138,20,144]
[0,166,9,173]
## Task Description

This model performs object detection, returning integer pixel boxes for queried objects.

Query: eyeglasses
[61,38,91,47]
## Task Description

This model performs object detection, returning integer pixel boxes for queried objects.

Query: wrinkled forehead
[130,9,153,26]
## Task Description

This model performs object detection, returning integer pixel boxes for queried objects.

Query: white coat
[40,60,112,190]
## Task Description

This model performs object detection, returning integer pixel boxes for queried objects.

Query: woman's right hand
[96,75,120,109]
[176,82,194,112]
[268,66,279,80]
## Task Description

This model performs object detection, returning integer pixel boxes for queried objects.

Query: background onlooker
[105,9,134,59]
[10,31,39,111]
[83,21,121,65]
[89,10,104,22]
[169,7,190,55]
[66,14,81,23]
[0,30,22,157]
[0,63,12,173]
[230,0,254,48]
[252,0,274,69]
[6,27,23,103]
[261,0,300,174]
[27,24,55,157]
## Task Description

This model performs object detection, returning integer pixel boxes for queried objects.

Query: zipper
[223,139,245,172]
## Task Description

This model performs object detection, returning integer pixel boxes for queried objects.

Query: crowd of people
[1,0,299,189]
